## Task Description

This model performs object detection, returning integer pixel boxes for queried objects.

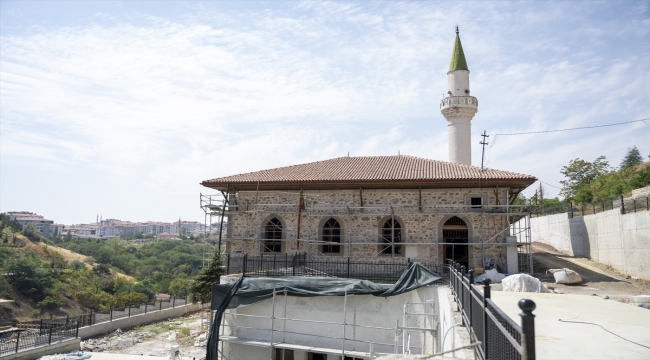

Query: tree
[52,226,59,241]
[92,264,111,277]
[559,156,612,200]
[22,223,44,242]
[5,258,53,301]
[620,146,643,169]
[169,273,191,297]
[190,248,225,303]
[64,230,72,242]
[37,296,63,318]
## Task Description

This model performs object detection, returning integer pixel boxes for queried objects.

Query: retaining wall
[78,302,204,339]
[525,208,650,280]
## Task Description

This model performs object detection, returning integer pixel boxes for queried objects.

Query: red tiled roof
[201,156,536,190]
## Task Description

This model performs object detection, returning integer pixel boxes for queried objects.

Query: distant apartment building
[6,211,54,237]
[65,219,208,239]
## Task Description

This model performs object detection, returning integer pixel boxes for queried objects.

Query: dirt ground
[81,309,211,359]
[491,242,650,304]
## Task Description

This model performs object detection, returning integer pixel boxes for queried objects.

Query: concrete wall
[223,286,441,359]
[4,338,80,360]
[527,208,650,280]
[78,302,204,339]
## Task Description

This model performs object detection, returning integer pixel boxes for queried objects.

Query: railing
[2,296,194,356]
[448,260,536,360]
[533,194,649,218]
[0,320,79,356]
[226,253,446,284]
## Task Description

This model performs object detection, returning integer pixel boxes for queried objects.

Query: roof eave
[200,178,537,192]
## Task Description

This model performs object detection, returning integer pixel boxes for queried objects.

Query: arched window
[264,218,282,252]
[380,218,402,255]
[321,218,341,253]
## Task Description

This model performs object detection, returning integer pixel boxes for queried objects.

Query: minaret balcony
[440,96,478,110]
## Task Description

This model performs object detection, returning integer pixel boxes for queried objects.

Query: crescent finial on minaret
[456,25,459,35]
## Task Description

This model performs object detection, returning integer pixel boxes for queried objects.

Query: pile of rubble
[79,313,210,357]
[81,329,145,352]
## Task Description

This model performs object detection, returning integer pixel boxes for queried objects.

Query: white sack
[501,274,551,293]
[547,268,582,284]
[474,268,506,284]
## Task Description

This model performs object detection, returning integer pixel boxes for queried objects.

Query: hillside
[0,231,143,322]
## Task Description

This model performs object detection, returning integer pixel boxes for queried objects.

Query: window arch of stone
[378,216,404,256]
[320,217,342,254]
[261,215,285,253]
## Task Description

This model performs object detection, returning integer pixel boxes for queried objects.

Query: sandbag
[547,268,582,284]
[474,268,506,284]
[501,274,551,293]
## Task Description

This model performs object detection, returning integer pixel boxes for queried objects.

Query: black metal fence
[448,260,536,360]
[3,296,193,356]
[0,320,79,356]
[226,253,446,284]
[533,194,649,219]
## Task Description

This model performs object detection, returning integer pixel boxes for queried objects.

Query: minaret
[440,26,478,165]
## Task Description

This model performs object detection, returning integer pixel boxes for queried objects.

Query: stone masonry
[224,187,517,269]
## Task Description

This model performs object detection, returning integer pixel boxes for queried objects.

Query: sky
[1,1,649,225]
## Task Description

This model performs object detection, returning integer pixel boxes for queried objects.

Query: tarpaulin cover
[206,262,441,360]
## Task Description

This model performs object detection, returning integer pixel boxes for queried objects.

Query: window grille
[380,219,402,255]
[264,218,282,252]
[322,218,341,253]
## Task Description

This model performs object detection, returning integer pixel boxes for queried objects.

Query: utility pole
[480,131,489,170]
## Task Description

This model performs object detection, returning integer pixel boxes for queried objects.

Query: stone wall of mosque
[224,187,516,268]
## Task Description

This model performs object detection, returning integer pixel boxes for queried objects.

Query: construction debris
[547,268,582,284]
[502,274,551,293]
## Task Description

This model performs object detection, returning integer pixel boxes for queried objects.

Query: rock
[603,295,609,299]
[166,332,177,340]
[197,333,207,341]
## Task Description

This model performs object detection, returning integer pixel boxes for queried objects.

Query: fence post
[242,254,247,277]
[633,198,636,213]
[592,203,595,215]
[40,319,43,335]
[76,320,80,338]
[568,202,573,218]
[620,194,625,214]
[292,255,296,276]
[468,269,474,329]
[48,325,53,345]
[646,196,649,211]
[519,299,536,360]
[173,297,176,308]
[90,310,93,326]
[602,201,605,213]
[145,303,147,314]
[110,307,113,321]
[160,299,162,311]
[226,253,230,275]
[15,330,20,353]
[460,265,466,325]
[347,256,351,278]
[482,279,491,358]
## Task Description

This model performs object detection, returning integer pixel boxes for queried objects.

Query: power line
[494,118,649,137]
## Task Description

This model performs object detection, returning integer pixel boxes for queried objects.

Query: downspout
[296,188,304,251]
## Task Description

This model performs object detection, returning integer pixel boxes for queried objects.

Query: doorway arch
[442,216,469,267]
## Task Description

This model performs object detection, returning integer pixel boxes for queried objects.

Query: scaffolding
[200,190,535,273]
[217,288,438,359]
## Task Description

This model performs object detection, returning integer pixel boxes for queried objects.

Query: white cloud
[1,1,648,223]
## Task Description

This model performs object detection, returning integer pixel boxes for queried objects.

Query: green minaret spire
[448,25,468,72]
